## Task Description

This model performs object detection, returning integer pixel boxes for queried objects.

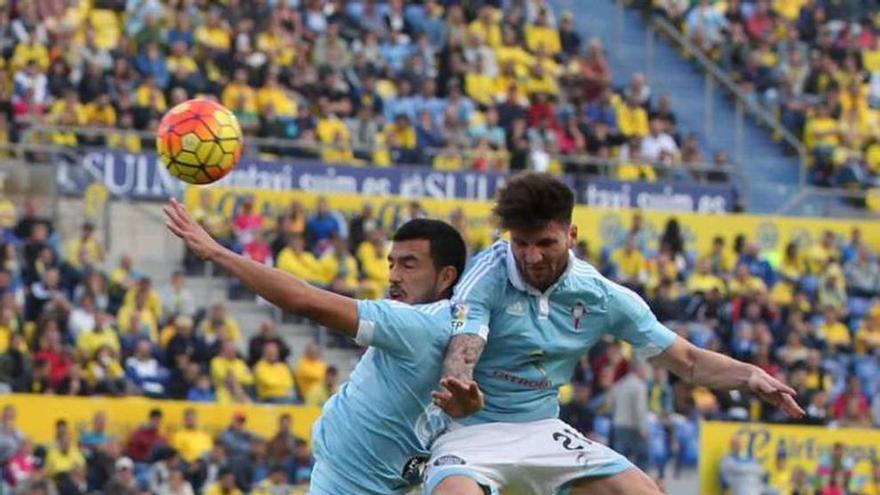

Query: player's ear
[567,224,577,248]
[437,265,458,297]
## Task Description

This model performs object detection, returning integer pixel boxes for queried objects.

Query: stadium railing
[15,124,741,186]
[645,15,809,189]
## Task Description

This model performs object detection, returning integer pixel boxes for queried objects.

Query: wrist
[208,242,229,264]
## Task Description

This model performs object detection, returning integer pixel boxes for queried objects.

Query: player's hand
[747,368,805,418]
[164,198,222,261]
[431,377,484,418]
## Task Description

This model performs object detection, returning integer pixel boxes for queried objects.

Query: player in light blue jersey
[428,173,804,495]
[163,199,472,494]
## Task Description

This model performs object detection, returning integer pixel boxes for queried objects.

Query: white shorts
[422,419,633,495]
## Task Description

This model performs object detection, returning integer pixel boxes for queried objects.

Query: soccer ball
[156,98,243,185]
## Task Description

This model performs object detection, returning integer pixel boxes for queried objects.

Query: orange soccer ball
[156,98,243,185]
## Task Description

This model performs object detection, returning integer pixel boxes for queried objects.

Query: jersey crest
[571,300,587,330]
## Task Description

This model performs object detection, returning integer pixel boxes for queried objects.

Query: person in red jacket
[32,323,72,392]
[126,409,166,463]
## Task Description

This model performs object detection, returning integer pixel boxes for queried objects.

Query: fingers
[165,222,184,238]
[779,393,805,418]
[163,205,184,228]
[431,389,452,403]
[171,197,194,225]
[440,377,470,393]
[767,377,797,397]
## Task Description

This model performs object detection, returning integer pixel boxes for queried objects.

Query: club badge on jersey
[571,301,587,330]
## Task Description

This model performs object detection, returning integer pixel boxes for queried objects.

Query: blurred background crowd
[640,0,880,189]
[0,0,731,182]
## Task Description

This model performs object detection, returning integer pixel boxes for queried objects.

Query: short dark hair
[392,219,467,289]
[493,172,574,230]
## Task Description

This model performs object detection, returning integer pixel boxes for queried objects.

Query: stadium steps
[552,0,802,212]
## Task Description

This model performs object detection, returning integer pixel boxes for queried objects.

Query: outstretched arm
[164,198,358,337]
[650,337,805,418]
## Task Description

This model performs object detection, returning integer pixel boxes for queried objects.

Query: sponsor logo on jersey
[571,300,587,330]
[491,370,553,390]
[433,455,466,466]
[451,303,468,331]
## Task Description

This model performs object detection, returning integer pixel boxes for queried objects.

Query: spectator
[124,339,168,398]
[247,320,290,368]
[232,197,264,249]
[294,342,328,400]
[44,421,85,477]
[166,316,209,366]
[76,311,120,361]
[102,457,138,495]
[126,409,165,464]
[611,234,647,293]
[170,409,213,465]
[641,117,680,165]
[79,412,112,455]
[254,342,295,404]
[160,271,195,318]
[218,413,256,466]
[266,414,304,469]
[305,365,339,407]
[719,437,767,495]
[610,359,650,470]
[0,405,24,464]
[251,464,291,495]
[203,467,240,495]
[6,439,38,489]
[55,463,88,495]
[155,467,194,495]
[209,339,252,391]
[319,235,361,297]
[196,303,238,347]
[832,375,869,420]
[275,235,324,287]
[187,374,215,403]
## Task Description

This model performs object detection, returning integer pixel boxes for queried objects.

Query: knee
[432,476,484,495]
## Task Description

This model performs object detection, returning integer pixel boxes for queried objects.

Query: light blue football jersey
[310,299,452,495]
[451,241,678,425]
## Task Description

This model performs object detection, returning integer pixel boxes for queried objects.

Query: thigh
[426,420,633,495]
[565,467,662,495]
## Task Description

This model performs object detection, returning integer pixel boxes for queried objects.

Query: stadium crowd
[0,195,330,493]
[643,0,880,189]
[0,0,729,182]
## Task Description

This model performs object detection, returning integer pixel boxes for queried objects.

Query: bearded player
[428,173,804,495]
[164,198,473,494]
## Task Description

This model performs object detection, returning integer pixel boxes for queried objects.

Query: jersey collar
[505,242,576,297]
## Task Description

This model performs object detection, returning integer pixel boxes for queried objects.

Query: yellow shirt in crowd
[210,356,253,389]
[295,357,327,398]
[254,360,294,400]
[171,428,214,463]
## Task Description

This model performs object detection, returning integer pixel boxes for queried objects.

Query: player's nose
[524,247,543,263]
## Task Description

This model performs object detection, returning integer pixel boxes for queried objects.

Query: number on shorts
[552,427,592,452]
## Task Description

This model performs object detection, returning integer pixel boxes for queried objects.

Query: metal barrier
[645,16,809,190]
[19,124,740,185]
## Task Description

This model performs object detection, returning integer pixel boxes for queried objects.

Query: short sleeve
[605,281,677,359]
[356,300,441,357]
[450,248,503,340]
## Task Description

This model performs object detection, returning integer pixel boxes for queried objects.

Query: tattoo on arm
[442,334,486,381]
